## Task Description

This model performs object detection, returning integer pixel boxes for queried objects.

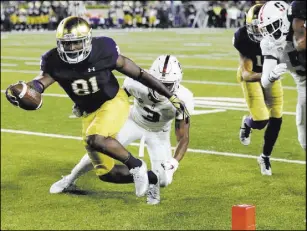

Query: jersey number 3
[142,106,161,122]
[71,77,99,95]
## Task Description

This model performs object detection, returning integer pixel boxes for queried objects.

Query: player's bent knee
[86,134,107,152]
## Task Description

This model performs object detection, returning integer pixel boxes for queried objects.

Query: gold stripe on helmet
[246,4,263,24]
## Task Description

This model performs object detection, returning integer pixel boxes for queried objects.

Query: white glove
[268,63,287,82]
[161,158,179,186]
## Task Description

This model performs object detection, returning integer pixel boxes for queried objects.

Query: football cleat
[129,160,149,197]
[147,171,160,205]
[257,154,272,176]
[239,115,252,145]
[50,175,77,194]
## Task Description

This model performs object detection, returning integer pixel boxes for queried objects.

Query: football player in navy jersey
[5,16,189,198]
[288,1,306,68]
[233,4,283,176]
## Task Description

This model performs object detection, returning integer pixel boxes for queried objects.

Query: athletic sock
[124,152,142,170]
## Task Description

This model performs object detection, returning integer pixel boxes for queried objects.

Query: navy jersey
[233,27,263,73]
[41,36,120,113]
[288,1,306,22]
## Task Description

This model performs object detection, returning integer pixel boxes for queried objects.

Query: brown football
[10,82,42,110]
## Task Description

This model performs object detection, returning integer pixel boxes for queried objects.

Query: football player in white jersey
[50,55,194,205]
[258,1,306,156]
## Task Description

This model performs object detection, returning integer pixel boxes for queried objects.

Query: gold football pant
[237,68,283,120]
[82,89,130,176]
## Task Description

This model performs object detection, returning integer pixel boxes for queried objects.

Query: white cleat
[50,175,76,194]
[147,172,160,205]
[257,155,272,176]
[129,160,149,197]
[239,115,252,145]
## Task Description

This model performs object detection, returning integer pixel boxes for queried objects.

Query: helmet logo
[64,33,77,39]
[274,2,285,11]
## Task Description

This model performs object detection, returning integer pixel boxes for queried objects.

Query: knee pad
[86,134,107,153]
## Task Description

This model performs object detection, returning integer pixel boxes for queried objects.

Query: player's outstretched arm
[115,55,190,118]
[173,118,190,162]
[239,53,262,82]
[5,72,55,109]
[260,58,287,89]
[161,118,190,183]
[115,55,172,98]
[28,72,56,92]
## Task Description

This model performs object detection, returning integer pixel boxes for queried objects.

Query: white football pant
[117,117,173,187]
[296,82,306,150]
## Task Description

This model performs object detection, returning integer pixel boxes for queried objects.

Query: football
[9,82,43,110]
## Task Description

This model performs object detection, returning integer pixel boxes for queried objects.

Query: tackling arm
[115,55,172,98]
[173,118,190,162]
[239,53,262,82]
[261,57,278,89]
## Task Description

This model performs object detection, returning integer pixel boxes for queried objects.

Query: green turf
[1,29,306,230]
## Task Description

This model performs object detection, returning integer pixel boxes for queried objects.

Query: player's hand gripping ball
[6,81,43,110]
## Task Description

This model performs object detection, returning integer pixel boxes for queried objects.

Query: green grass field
[1,28,306,230]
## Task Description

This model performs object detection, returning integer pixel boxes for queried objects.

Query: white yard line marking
[1,63,18,67]
[0,69,297,90]
[0,90,297,116]
[1,128,305,165]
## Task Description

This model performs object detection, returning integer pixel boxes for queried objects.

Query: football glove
[268,63,287,82]
[161,157,179,186]
[169,95,190,119]
[5,81,26,107]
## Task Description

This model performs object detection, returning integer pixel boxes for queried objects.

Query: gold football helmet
[246,4,263,43]
[56,16,92,64]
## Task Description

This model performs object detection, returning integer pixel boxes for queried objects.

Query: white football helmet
[258,1,290,43]
[148,55,183,101]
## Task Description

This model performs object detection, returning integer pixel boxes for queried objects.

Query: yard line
[1,63,18,67]
[0,90,297,116]
[2,56,238,70]
[0,69,297,90]
[195,105,296,115]
[1,128,305,165]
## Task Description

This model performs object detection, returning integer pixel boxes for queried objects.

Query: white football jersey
[260,37,306,86]
[123,78,194,132]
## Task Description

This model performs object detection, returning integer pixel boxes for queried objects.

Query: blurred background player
[107,1,118,28]
[148,4,157,29]
[40,1,51,31]
[123,1,133,29]
[133,1,143,28]
[288,0,306,69]
[68,1,87,17]
[50,55,193,205]
[233,4,283,176]
[258,1,306,151]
